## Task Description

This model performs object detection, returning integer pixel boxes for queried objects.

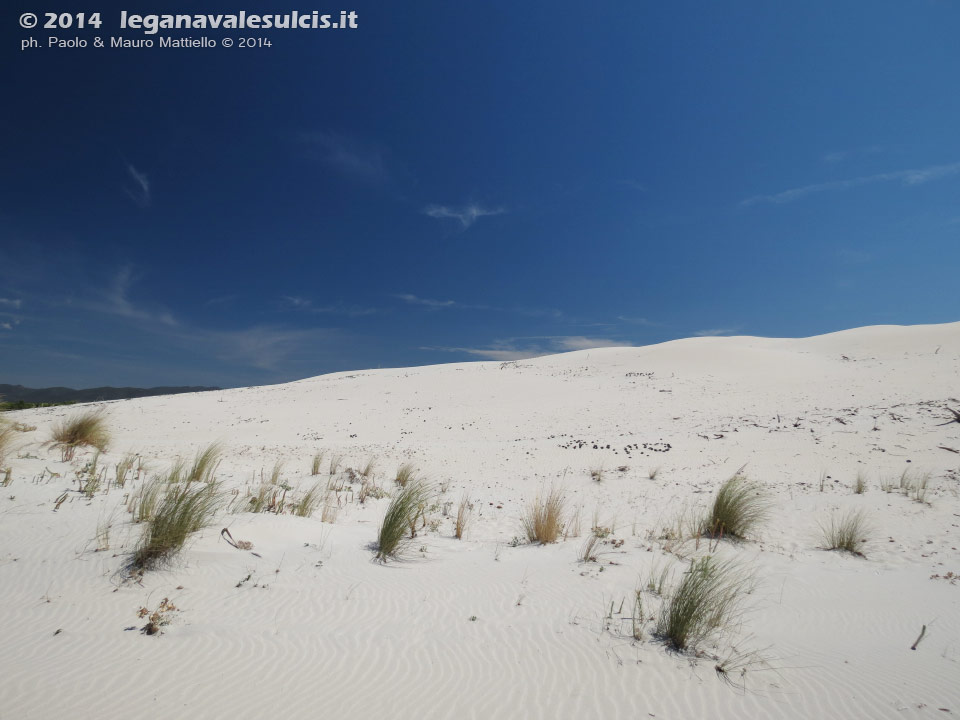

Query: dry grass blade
[700,474,769,540]
[522,486,566,544]
[454,492,471,539]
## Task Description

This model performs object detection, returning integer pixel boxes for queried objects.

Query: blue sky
[2,1,959,388]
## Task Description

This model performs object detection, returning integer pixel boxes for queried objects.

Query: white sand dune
[1,321,959,719]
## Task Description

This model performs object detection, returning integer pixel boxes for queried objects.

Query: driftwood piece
[911,624,927,651]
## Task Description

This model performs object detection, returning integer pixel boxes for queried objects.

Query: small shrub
[820,509,869,555]
[521,486,566,544]
[700,474,769,540]
[375,480,432,561]
[49,409,109,458]
[132,481,223,569]
[395,463,416,487]
[656,556,752,651]
[454,492,471,539]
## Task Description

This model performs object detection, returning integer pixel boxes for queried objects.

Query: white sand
[1,321,958,719]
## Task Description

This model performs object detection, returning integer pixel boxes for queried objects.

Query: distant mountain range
[0,384,221,404]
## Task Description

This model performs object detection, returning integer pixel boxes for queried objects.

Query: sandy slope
[1,321,959,719]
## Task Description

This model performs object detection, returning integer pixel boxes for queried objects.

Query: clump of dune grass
[395,463,416,487]
[130,476,165,523]
[700,474,769,540]
[267,458,284,486]
[590,465,605,482]
[579,533,600,563]
[49,408,109,460]
[0,420,17,467]
[132,480,223,570]
[310,450,326,476]
[656,556,752,651]
[454,492,471,539]
[819,509,870,555]
[852,471,867,495]
[521,486,566,544]
[375,480,432,561]
[1,467,11,487]
[648,466,661,480]
[329,453,343,476]
[361,456,377,478]
[247,484,287,513]
[291,481,326,517]
[115,452,138,488]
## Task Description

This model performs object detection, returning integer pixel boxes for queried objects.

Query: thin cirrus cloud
[300,131,389,184]
[741,160,960,206]
[423,335,633,361]
[422,203,505,229]
[124,164,151,207]
[0,297,22,309]
[693,327,742,337]
[85,266,177,326]
[281,295,379,317]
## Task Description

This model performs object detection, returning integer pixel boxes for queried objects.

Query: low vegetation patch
[522,486,566,544]
[819,509,869,555]
[656,556,752,652]
[49,408,109,460]
[700,474,769,540]
[455,492,471,539]
[395,463,416,487]
[0,420,16,467]
[375,480,432,561]
[132,480,223,570]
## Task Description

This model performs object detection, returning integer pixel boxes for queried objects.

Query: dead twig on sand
[935,408,960,426]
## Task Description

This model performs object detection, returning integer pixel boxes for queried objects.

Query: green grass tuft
[700,474,769,540]
[375,480,432,561]
[656,556,752,651]
[394,463,416,487]
[133,481,223,570]
[819,509,869,555]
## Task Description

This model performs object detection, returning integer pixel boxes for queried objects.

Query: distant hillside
[0,384,220,405]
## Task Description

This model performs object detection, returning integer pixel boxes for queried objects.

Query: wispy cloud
[281,295,379,316]
[88,266,177,326]
[0,297,22,309]
[124,164,151,207]
[393,293,458,309]
[0,321,12,331]
[617,315,656,326]
[693,327,741,337]
[423,203,505,229]
[741,160,960,206]
[424,335,632,361]
[821,145,883,164]
[300,131,388,184]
